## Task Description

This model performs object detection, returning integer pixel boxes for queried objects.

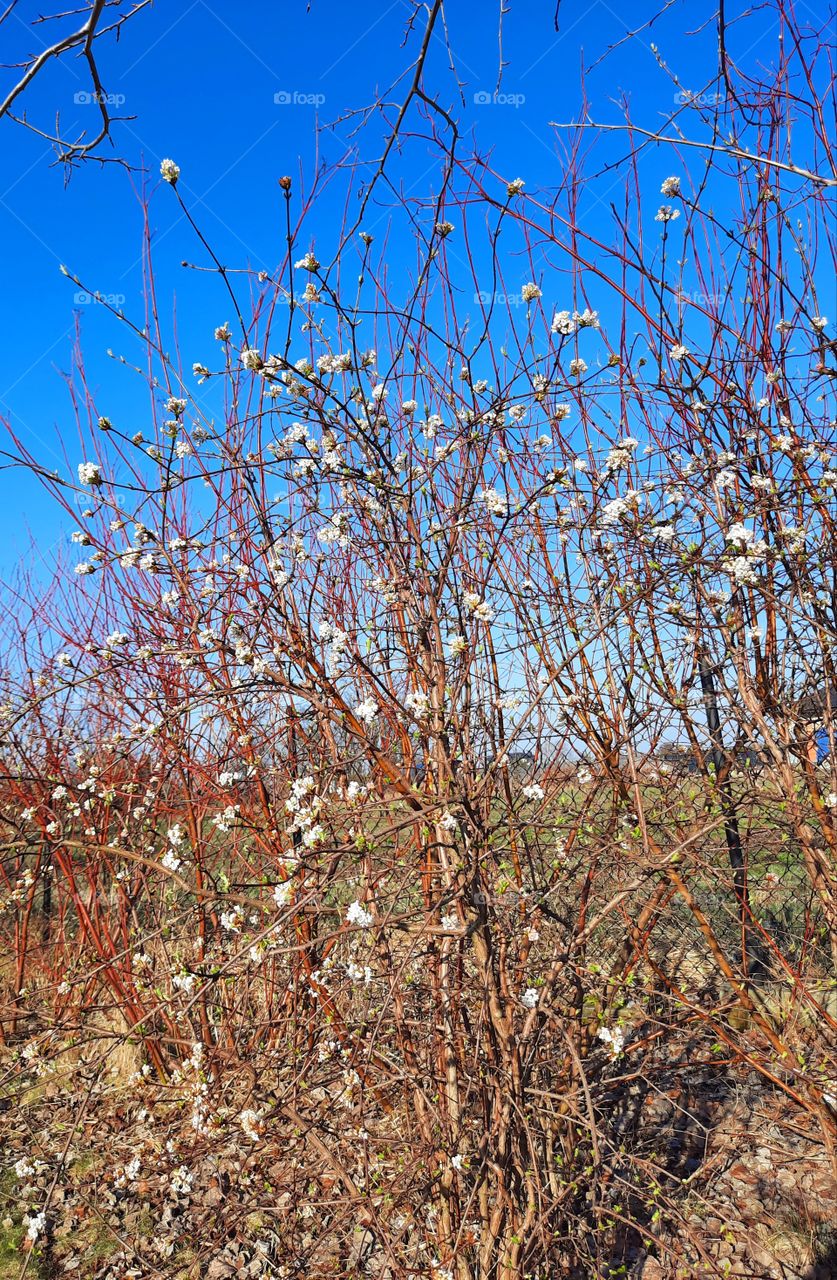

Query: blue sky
[0,1,772,572]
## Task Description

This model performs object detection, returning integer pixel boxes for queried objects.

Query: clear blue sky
[0,2,759,572]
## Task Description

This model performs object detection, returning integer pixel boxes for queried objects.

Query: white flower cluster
[160,822,186,873]
[317,511,350,548]
[114,1155,142,1188]
[169,1165,193,1196]
[78,460,102,486]
[597,1025,625,1057]
[285,774,325,848]
[724,521,768,585]
[405,689,430,718]
[25,1209,47,1243]
[345,960,373,984]
[551,307,599,335]
[220,905,244,933]
[463,590,494,622]
[480,486,508,517]
[273,880,293,908]
[346,899,374,929]
[600,490,642,526]
[605,437,639,472]
[241,347,263,371]
[239,1108,263,1141]
[353,697,378,727]
[211,804,240,833]
[161,848,181,873]
[319,619,350,660]
[218,766,252,787]
[371,575,399,605]
[317,351,352,374]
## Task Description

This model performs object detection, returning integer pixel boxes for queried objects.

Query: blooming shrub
[0,5,835,1278]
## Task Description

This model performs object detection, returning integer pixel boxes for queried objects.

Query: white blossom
[480,486,508,517]
[25,1210,47,1243]
[160,157,180,184]
[551,310,576,336]
[241,347,264,371]
[346,900,374,928]
[597,1025,625,1056]
[78,461,102,486]
[270,880,294,914]
[240,1109,263,1141]
[353,697,378,726]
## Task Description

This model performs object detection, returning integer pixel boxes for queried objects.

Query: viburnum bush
[0,5,835,1278]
